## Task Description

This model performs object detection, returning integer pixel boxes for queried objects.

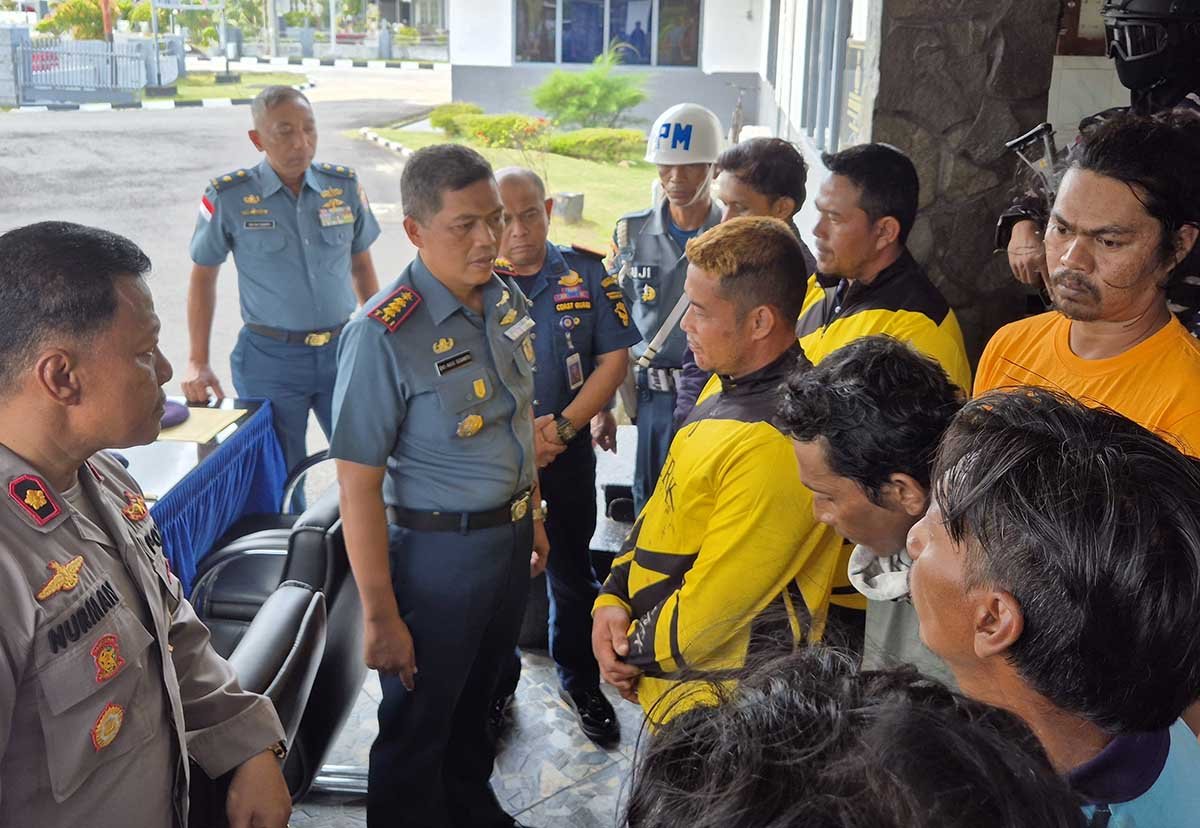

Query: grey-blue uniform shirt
[510,242,642,418]
[328,255,537,512]
[189,159,382,331]
[608,199,721,368]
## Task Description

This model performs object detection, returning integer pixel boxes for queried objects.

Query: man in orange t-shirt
[976,111,1200,456]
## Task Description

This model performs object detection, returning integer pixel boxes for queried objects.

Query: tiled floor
[289,651,647,828]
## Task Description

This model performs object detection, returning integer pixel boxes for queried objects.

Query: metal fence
[16,39,147,97]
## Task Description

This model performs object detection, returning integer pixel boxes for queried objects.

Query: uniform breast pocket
[34,600,156,801]
[318,225,352,271]
[241,230,287,261]
[434,368,496,415]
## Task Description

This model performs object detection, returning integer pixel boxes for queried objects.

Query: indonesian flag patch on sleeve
[199,195,214,222]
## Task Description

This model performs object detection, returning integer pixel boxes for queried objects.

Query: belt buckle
[304,331,333,347]
[510,492,531,522]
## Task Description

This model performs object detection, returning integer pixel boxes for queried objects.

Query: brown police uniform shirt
[0,445,285,828]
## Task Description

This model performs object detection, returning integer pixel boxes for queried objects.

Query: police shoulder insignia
[493,258,518,278]
[211,170,252,192]
[9,474,62,526]
[122,491,148,523]
[91,702,125,751]
[317,162,357,179]
[91,634,126,683]
[36,555,85,602]
[570,243,606,261]
[368,286,422,333]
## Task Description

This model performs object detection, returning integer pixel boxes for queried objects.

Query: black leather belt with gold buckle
[245,321,347,347]
[387,488,534,532]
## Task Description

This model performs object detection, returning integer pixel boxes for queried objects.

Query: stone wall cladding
[869,0,1060,361]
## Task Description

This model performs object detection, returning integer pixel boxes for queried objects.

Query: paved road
[0,87,438,396]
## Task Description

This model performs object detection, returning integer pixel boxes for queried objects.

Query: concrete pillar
[0,27,30,108]
[862,0,1060,360]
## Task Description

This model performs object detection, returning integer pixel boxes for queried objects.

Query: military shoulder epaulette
[566,243,606,261]
[367,285,422,333]
[209,169,253,192]
[493,258,518,278]
[316,162,357,179]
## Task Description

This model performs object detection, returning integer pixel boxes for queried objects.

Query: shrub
[546,128,645,162]
[532,45,647,129]
[454,113,549,150]
[395,24,419,44]
[430,102,483,136]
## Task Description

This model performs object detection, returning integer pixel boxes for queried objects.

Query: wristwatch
[532,500,549,522]
[554,415,578,443]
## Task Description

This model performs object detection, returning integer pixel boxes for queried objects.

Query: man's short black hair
[778,336,964,502]
[934,388,1200,733]
[716,138,808,214]
[0,222,151,390]
[821,143,920,244]
[401,143,494,223]
[1071,110,1200,277]
[625,645,1085,828]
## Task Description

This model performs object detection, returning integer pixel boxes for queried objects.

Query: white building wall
[700,0,765,74]
[1046,55,1125,146]
[448,0,512,67]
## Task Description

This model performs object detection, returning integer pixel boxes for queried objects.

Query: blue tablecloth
[150,401,288,595]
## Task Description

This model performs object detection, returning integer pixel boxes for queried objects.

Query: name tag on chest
[244,220,276,230]
[503,315,536,341]
[319,205,354,227]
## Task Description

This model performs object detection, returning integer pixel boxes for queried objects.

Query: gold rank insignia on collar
[36,555,85,602]
[433,337,454,354]
[500,308,517,326]
[321,187,343,198]
[457,414,483,438]
[9,473,62,526]
[243,194,261,204]
[558,271,584,287]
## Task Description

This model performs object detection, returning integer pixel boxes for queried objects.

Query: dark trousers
[497,435,602,697]
[368,519,532,828]
[231,327,337,477]
[633,378,677,516]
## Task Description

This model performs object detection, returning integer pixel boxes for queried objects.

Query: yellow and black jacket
[795,252,971,612]
[594,345,842,722]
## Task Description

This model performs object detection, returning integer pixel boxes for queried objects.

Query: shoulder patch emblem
[91,702,125,751]
[10,474,61,526]
[36,555,85,602]
[122,491,148,523]
[493,258,517,278]
[368,286,422,332]
[570,243,606,261]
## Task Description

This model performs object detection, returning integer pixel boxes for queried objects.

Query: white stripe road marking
[201,98,234,107]
[79,102,113,111]
[142,100,177,110]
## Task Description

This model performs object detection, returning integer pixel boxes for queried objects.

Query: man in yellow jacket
[591,217,843,723]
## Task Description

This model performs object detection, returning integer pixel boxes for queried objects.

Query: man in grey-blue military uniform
[329,145,549,828]
[185,86,380,484]
[608,103,723,514]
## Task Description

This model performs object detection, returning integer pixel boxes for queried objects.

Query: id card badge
[566,352,584,391]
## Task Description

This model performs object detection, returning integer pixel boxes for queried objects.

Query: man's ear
[544,197,554,222]
[973,590,1023,660]
[874,216,902,250]
[36,350,81,407]
[886,473,930,518]
[769,196,797,222]
[248,129,265,153]
[1172,223,1199,269]
[403,215,425,249]
[748,305,778,341]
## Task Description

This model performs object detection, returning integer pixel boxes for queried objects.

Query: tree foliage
[532,45,647,129]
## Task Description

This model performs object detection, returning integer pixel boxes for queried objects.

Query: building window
[657,0,700,66]
[516,0,557,63]
[609,1,652,65]
[517,1,699,66]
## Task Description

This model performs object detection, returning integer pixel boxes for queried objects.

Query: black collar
[718,343,809,396]
[1066,727,1171,805]
[837,249,917,309]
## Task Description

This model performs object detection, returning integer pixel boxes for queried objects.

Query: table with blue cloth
[121,398,288,595]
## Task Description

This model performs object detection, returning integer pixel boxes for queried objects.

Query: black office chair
[190,455,368,800]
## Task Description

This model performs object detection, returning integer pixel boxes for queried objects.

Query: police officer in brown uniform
[0,222,291,828]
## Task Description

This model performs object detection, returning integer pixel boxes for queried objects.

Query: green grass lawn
[172,72,310,103]
[372,128,658,251]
